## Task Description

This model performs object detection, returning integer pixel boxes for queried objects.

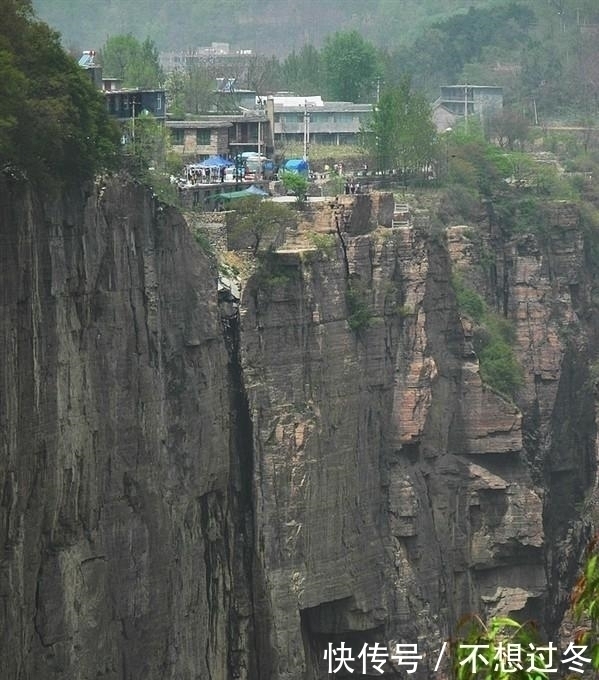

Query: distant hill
[32,0,497,55]
[32,0,599,120]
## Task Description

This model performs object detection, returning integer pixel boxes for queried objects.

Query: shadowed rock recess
[0,176,597,679]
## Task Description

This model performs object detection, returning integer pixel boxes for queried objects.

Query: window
[171,129,185,145]
[196,128,211,145]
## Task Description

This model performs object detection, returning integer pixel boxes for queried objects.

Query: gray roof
[166,120,232,129]
[274,102,372,113]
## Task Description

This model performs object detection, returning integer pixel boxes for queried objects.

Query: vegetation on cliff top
[0,0,119,184]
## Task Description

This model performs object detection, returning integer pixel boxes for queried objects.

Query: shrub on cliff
[453,535,599,678]
[347,285,372,331]
[0,0,119,183]
[453,275,485,323]
[280,171,309,206]
[228,197,297,255]
[452,275,522,400]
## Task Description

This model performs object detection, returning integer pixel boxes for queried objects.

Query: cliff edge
[0,178,596,678]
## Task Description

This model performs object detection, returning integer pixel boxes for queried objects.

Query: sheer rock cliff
[0,177,596,679]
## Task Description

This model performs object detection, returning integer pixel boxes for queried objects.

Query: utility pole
[376,76,381,104]
[131,97,136,142]
[257,119,262,179]
[303,100,310,161]
[257,119,261,157]
[464,83,468,133]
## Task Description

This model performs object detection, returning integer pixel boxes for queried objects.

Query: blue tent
[200,155,233,168]
[283,158,309,175]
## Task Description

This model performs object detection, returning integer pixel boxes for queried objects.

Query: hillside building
[266,96,372,147]
[432,85,503,131]
[78,51,166,123]
[166,112,273,160]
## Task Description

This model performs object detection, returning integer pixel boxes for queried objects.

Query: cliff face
[0,178,596,679]
[240,197,574,678]
[0,175,261,679]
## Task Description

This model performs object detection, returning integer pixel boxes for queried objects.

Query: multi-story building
[432,85,503,131]
[104,87,166,122]
[267,96,373,147]
[78,51,166,123]
[160,43,253,73]
[166,112,273,160]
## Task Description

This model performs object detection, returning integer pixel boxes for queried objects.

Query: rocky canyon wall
[0,177,597,679]
[0,175,262,679]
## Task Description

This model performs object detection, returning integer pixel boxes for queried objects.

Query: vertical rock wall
[0,178,596,679]
[240,198,597,678]
[0,176,259,679]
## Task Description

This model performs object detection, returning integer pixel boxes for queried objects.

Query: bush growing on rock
[452,274,522,399]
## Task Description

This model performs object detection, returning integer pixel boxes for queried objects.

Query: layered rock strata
[0,178,596,679]
[0,176,260,679]
[240,198,561,678]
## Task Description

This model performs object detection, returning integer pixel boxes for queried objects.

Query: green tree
[365,77,437,179]
[280,44,322,95]
[228,197,296,255]
[451,536,599,678]
[100,34,163,88]
[182,62,217,114]
[280,171,309,206]
[571,534,599,671]
[125,112,169,175]
[321,30,378,102]
[164,68,187,119]
[0,0,119,183]
[126,37,164,88]
[452,616,551,680]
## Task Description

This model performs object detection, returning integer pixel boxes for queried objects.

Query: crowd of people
[184,165,228,184]
[344,179,362,194]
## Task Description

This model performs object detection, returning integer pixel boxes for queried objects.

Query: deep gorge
[1,174,597,679]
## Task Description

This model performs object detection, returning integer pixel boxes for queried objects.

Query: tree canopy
[280,45,322,96]
[0,0,119,183]
[228,197,296,255]
[100,34,164,88]
[365,78,437,177]
[322,31,379,102]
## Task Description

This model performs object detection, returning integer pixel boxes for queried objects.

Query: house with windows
[104,88,166,122]
[166,112,273,160]
[78,51,166,123]
[267,96,372,147]
[432,85,503,131]
[167,120,232,158]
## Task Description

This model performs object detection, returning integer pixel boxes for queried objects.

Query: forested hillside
[31,0,599,121]
[32,0,498,54]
